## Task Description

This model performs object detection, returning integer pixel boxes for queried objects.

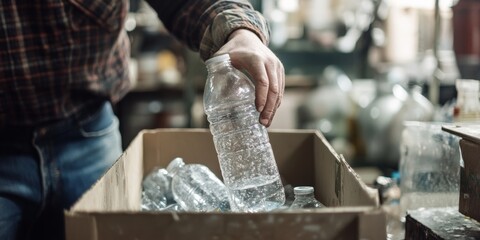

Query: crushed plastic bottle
[141,191,166,211]
[167,157,230,212]
[289,186,325,209]
[161,203,183,212]
[141,168,172,211]
[203,54,285,212]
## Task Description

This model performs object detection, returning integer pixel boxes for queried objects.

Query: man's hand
[215,29,285,127]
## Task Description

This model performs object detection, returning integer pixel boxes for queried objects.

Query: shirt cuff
[199,8,270,61]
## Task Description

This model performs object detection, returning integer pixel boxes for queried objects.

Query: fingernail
[258,105,264,112]
[260,118,269,126]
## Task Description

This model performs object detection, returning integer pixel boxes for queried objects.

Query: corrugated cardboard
[65,129,385,240]
[443,125,480,222]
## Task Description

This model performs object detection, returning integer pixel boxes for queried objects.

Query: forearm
[199,2,269,60]
[144,0,269,60]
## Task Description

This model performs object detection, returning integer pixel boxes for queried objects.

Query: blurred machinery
[452,0,480,80]
[298,66,435,169]
[294,0,465,171]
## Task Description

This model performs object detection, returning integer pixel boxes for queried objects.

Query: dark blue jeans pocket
[78,102,119,138]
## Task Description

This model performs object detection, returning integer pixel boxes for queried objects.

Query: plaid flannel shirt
[0,0,269,127]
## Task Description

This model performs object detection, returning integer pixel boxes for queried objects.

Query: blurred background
[117,0,479,179]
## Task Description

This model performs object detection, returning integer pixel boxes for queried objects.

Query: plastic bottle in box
[167,157,230,212]
[203,54,285,212]
[289,186,325,209]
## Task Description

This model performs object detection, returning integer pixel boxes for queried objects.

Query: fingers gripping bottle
[203,54,285,212]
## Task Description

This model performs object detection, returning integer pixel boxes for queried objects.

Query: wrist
[228,28,264,43]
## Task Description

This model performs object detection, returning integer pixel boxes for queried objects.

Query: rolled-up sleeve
[145,0,270,60]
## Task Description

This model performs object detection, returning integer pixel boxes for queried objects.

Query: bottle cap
[293,186,314,195]
[166,157,185,174]
[150,167,168,176]
[157,168,168,175]
[205,53,230,66]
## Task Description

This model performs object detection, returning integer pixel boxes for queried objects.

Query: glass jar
[399,121,461,215]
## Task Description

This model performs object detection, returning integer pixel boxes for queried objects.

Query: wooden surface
[442,124,480,222]
[405,207,480,239]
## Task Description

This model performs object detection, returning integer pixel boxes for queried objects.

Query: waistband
[0,101,109,142]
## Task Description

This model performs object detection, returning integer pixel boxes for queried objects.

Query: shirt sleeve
[145,0,270,61]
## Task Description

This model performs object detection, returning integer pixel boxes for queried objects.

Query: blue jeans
[0,102,122,240]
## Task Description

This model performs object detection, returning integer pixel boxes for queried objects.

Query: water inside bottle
[204,54,285,212]
[228,175,285,212]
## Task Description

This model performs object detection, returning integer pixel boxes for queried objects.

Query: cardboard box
[443,125,480,222]
[65,129,386,240]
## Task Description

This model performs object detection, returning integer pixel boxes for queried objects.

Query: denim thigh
[0,153,42,240]
[0,102,122,240]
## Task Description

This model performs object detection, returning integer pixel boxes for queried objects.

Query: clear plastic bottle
[141,191,166,211]
[203,54,285,212]
[166,157,230,212]
[161,203,183,212]
[141,168,172,211]
[290,186,325,209]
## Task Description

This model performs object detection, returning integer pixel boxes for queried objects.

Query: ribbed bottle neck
[206,60,232,74]
[295,193,315,199]
[166,158,185,176]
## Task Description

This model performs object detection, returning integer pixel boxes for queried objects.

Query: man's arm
[145,0,284,127]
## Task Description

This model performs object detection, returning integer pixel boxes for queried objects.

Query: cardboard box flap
[66,207,384,240]
[70,131,144,212]
[64,213,98,240]
[312,131,379,206]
